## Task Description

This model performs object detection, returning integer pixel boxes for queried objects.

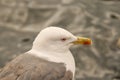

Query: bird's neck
[32,44,70,53]
[27,49,75,77]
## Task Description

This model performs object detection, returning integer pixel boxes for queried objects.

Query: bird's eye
[61,38,67,41]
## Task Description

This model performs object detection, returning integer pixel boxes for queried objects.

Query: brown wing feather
[0,54,73,80]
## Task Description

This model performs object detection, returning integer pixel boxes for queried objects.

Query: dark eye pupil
[61,38,66,41]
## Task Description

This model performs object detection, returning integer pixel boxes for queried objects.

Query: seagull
[0,27,92,80]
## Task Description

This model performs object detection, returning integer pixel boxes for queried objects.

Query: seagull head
[32,27,92,52]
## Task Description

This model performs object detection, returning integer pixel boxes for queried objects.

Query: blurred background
[0,0,120,80]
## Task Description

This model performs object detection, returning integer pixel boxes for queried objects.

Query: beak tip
[83,39,92,45]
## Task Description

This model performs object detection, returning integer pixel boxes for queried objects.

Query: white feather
[27,27,77,79]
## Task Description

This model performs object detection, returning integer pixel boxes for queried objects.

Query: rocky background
[0,0,120,80]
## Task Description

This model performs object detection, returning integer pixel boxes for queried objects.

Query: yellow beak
[72,37,92,45]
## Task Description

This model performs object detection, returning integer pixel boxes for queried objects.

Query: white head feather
[28,27,78,78]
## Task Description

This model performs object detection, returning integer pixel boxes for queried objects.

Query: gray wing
[0,54,73,80]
